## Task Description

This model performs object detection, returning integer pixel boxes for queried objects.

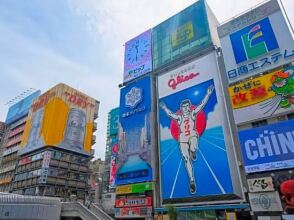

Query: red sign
[115,206,152,218]
[19,157,32,165]
[115,197,152,208]
[32,91,56,112]
[64,92,95,109]
[168,72,199,90]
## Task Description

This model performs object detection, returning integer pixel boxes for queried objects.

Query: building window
[287,113,294,120]
[252,119,267,128]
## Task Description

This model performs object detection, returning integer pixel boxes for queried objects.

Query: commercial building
[0,122,4,144]
[0,91,40,192]
[89,158,104,203]
[11,83,99,201]
[101,107,119,215]
[218,0,294,219]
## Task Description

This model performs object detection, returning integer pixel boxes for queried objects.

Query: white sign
[218,2,294,84]
[248,177,275,192]
[249,191,283,212]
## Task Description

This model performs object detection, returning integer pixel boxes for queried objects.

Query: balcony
[91,135,96,145]
[93,122,97,131]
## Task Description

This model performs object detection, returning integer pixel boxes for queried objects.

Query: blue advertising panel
[117,77,152,185]
[5,90,41,124]
[152,0,211,70]
[239,120,294,173]
[108,107,119,136]
[124,30,152,83]
[158,53,235,202]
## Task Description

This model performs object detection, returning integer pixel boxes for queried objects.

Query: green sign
[152,0,211,69]
[116,182,153,195]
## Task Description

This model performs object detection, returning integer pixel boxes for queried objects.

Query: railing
[90,203,114,220]
[61,202,100,220]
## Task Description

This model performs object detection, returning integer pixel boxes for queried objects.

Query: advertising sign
[117,77,152,185]
[108,107,119,136]
[115,206,152,218]
[124,29,152,83]
[5,91,41,124]
[109,139,118,188]
[116,182,153,195]
[19,83,97,155]
[239,120,294,173]
[218,0,294,83]
[249,191,283,212]
[115,197,152,208]
[247,177,275,192]
[229,65,294,124]
[152,0,211,70]
[158,52,241,202]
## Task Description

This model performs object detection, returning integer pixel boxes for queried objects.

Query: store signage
[228,66,294,124]
[115,206,152,218]
[116,182,153,195]
[247,177,275,192]
[249,191,283,212]
[39,151,51,184]
[239,120,294,173]
[115,197,152,208]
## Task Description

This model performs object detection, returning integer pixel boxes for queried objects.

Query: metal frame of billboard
[154,50,245,206]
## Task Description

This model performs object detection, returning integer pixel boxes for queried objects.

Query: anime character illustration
[270,68,294,109]
[160,85,214,194]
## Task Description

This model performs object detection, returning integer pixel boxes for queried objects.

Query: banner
[158,52,240,202]
[5,91,41,124]
[115,197,152,208]
[20,83,97,155]
[124,30,152,82]
[239,120,294,173]
[229,65,294,124]
[249,191,283,212]
[152,0,211,70]
[117,77,153,185]
[218,0,294,83]
[109,139,118,188]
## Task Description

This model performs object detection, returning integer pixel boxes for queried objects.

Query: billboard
[109,139,118,188]
[248,191,283,212]
[228,65,294,124]
[152,0,211,70]
[116,182,153,195]
[5,90,41,124]
[218,0,294,83]
[115,206,152,219]
[239,120,294,173]
[19,83,97,155]
[117,77,153,185]
[158,52,241,203]
[108,107,119,136]
[115,197,152,208]
[124,29,152,83]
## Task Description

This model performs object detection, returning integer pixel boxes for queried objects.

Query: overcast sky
[0,0,293,159]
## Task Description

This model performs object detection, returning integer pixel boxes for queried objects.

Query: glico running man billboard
[228,65,294,124]
[158,52,242,203]
[20,83,98,155]
[239,119,294,174]
[5,91,41,125]
[218,0,294,83]
[117,77,152,185]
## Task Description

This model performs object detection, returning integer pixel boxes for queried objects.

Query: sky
[0,0,293,159]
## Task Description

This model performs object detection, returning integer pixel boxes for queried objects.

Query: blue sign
[116,77,152,185]
[159,79,233,200]
[239,120,294,173]
[108,107,119,136]
[5,91,41,124]
[230,17,279,64]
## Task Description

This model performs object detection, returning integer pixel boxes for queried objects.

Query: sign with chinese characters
[239,120,294,173]
[228,65,294,124]
[115,197,152,208]
[108,107,119,136]
[249,191,283,212]
[38,151,51,184]
[158,52,242,203]
[115,206,152,218]
[218,0,294,83]
[247,177,275,192]
[117,77,153,185]
[124,30,152,83]
[152,0,211,70]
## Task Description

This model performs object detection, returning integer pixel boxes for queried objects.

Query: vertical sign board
[228,65,294,124]
[158,52,241,202]
[152,0,211,70]
[124,30,152,83]
[239,120,294,174]
[5,91,41,124]
[109,138,119,188]
[249,191,283,212]
[218,0,294,84]
[117,77,152,185]
[108,107,119,136]
[20,83,97,155]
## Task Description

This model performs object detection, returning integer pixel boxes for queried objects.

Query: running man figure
[160,85,214,194]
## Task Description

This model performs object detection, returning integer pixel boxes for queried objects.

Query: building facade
[0,91,40,192]
[11,83,99,201]
[89,158,104,203]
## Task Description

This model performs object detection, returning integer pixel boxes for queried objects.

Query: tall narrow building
[11,83,99,201]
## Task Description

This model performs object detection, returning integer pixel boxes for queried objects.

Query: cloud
[160,124,173,141]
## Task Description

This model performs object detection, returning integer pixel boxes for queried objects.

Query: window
[287,113,294,120]
[252,119,267,128]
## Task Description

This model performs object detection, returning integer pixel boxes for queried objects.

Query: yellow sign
[228,68,283,109]
[116,185,132,195]
[20,83,98,154]
[171,22,194,47]
[226,212,237,220]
